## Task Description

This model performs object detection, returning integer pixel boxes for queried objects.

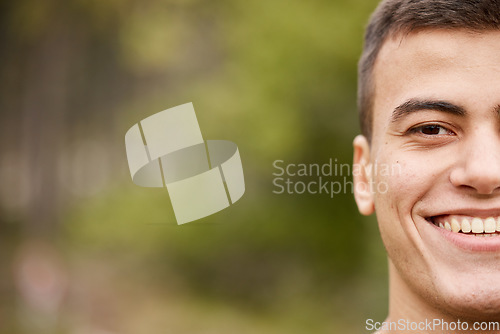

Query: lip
[426,217,500,252]
[427,208,500,219]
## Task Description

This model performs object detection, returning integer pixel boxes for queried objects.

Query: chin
[432,272,500,321]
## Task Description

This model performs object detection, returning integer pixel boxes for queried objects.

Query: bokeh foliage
[0,0,388,332]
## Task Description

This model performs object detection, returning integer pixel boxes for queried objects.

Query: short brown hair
[358,0,500,141]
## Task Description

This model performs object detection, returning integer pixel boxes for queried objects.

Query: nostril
[450,166,500,195]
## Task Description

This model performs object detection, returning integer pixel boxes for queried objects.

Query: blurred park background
[0,0,388,333]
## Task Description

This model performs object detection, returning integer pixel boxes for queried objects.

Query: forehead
[376,29,500,74]
[371,29,500,141]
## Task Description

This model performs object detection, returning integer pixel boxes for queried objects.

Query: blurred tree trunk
[19,20,72,236]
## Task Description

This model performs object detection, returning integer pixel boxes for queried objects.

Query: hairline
[360,27,499,144]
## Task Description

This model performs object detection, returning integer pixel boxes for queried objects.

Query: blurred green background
[0,0,388,333]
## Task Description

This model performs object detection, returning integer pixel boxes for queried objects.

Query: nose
[449,132,500,195]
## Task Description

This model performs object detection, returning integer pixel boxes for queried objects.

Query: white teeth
[485,217,496,233]
[475,233,498,237]
[434,216,500,236]
[471,218,484,233]
[451,218,461,232]
[461,218,472,233]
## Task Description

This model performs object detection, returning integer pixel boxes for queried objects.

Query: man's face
[355,30,500,319]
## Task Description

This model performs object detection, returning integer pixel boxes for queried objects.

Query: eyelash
[407,123,456,136]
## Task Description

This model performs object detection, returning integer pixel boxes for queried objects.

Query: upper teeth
[434,216,500,234]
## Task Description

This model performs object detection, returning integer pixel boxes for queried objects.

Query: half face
[354,30,500,320]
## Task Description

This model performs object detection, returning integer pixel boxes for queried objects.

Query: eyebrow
[391,99,466,123]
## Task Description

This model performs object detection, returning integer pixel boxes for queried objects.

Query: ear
[353,135,375,215]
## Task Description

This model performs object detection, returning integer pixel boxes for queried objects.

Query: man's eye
[410,124,452,136]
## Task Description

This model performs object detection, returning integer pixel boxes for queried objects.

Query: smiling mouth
[428,215,500,237]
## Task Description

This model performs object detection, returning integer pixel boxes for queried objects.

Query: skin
[353,30,500,333]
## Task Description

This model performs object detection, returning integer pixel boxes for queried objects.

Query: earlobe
[353,135,375,215]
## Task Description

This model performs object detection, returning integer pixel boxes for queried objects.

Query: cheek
[371,155,436,287]
[372,156,421,212]
[371,151,440,253]
[372,149,446,213]
[371,149,454,271]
